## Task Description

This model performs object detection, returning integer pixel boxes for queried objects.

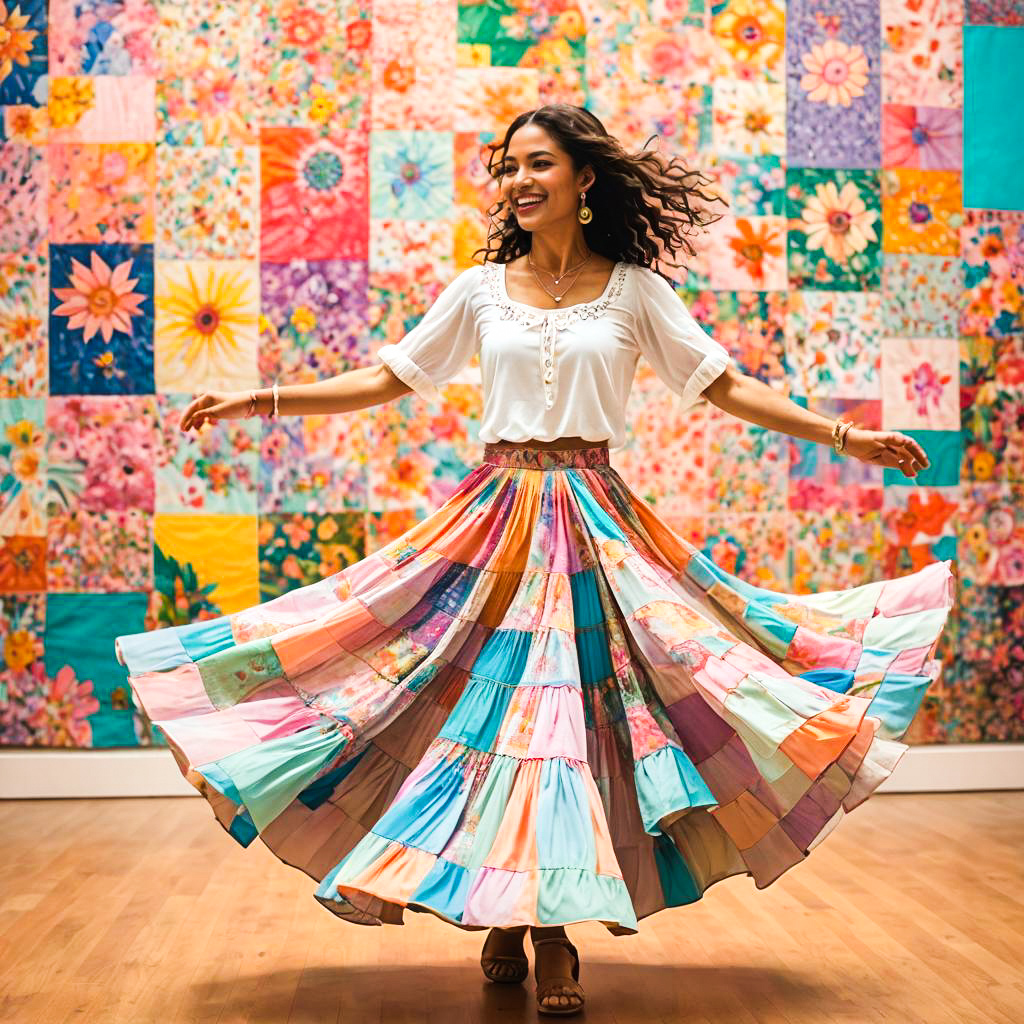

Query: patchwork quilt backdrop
[1,0,1022,748]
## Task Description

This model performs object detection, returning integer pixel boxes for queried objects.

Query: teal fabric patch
[410,857,471,921]
[964,26,1024,211]
[178,617,236,662]
[653,832,703,907]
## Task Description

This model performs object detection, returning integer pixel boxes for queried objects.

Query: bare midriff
[492,436,608,451]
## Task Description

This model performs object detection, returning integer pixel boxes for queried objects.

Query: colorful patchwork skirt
[114,442,956,936]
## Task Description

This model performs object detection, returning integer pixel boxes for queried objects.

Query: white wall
[2,743,1023,798]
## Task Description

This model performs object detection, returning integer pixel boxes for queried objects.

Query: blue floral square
[49,243,154,395]
[370,131,454,221]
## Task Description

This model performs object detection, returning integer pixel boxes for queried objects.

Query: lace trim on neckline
[481,261,630,410]
[481,259,629,326]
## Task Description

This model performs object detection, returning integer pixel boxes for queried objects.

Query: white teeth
[516,197,544,209]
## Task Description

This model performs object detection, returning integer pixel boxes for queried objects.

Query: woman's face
[497,123,591,230]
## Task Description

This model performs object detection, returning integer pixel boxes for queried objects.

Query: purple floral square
[788,73,881,168]
[259,259,371,384]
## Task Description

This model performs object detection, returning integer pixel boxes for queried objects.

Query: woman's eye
[498,161,549,176]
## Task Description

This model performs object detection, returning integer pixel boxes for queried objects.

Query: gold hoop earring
[577,190,592,224]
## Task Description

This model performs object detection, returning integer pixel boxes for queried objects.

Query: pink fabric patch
[525,683,587,760]
[788,625,861,671]
[888,643,933,673]
[128,662,212,720]
[875,559,954,617]
[463,866,537,926]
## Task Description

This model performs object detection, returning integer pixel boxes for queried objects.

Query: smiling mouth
[515,196,546,212]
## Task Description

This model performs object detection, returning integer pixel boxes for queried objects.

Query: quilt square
[707,215,787,290]
[684,289,787,384]
[707,407,790,515]
[258,511,367,600]
[882,105,962,170]
[259,409,372,514]
[48,244,154,395]
[788,396,884,514]
[881,0,963,108]
[260,259,370,383]
[710,0,785,83]
[704,512,790,590]
[260,126,368,262]
[454,67,540,134]
[154,146,259,259]
[48,0,160,75]
[882,254,961,337]
[0,254,48,397]
[960,210,1024,340]
[0,0,46,105]
[374,0,456,130]
[961,384,1024,483]
[790,507,884,591]
[712,80,785,157]
[0,143,46,254]
[46,507,152,592]
[48,143,156,245]
[0,397,46,542]
[45,395,158,514]
[881,169,962,255]
[370,131,455,221]
[368,393,480,513]
[153,513,258,615]
[258,0,370,131]
[705,154,785,217]
[958,483,1024,586]
[881,336,960,431]
[785,290,884,398]
[154,393,258,515]
[153,259,259,393]
[44,592,150,747]
[786,168,881,290]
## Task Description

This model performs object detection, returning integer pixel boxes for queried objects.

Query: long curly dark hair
[471,104,727,274]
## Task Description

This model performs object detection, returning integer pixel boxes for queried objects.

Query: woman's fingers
[180,394,217,432]
[878,432,928,477]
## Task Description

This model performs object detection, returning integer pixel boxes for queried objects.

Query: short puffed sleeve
[630,266,733,409]
[376,264,482,403]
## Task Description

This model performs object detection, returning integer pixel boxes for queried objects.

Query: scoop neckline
[499,258,623,313]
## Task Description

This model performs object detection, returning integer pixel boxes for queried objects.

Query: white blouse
[375,259,734,451]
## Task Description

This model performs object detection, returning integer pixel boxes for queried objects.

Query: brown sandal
[480,927,529,985]
[532,935,585,1016]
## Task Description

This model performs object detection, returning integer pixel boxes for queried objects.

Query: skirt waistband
[482,442,610,470]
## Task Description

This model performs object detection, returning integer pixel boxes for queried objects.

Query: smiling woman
[116,102,954,1020]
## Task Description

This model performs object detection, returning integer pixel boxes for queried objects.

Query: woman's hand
[179,390,252,432]
[841,427,931,478]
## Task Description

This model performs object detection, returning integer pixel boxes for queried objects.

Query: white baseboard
[1,743,1022,799]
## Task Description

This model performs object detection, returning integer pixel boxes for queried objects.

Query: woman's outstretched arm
[702,364,931,479]
[178,364,413,433]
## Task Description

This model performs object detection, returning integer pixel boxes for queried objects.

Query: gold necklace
[527,252,593,303]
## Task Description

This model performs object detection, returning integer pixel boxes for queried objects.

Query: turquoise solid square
[881,429,961,488]
[964,25,1024,211]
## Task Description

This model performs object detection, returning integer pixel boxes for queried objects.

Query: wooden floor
[1,792,1022,1024]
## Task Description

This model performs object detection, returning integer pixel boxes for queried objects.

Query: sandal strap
[532,935,581,984]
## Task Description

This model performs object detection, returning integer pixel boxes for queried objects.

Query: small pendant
[555,295,562,302]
